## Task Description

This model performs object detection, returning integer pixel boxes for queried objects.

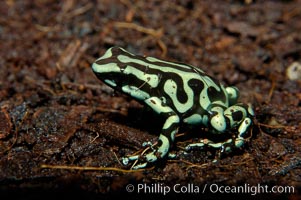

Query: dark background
[0,0,300,199]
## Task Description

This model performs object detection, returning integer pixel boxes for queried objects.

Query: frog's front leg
[122,97,180,169]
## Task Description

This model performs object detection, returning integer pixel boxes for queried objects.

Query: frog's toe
[121,155,139,166]
[184,140,206,151]
[167,152,176,159]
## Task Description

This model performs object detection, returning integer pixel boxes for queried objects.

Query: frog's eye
[226,86,239,105]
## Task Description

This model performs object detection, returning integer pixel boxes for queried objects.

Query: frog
[91,47,254,169]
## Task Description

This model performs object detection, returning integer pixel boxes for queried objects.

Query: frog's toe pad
[121,155,139,166]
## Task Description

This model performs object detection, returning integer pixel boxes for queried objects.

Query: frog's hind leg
[184,118,253,154]
[184,103,254,154]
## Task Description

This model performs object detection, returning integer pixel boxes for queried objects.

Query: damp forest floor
[0,1,301,199]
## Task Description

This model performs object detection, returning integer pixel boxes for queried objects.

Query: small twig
[40,164,150,173]
[113,21,167,57]
[113,151,123,166]
[113,22,163,38]
[168,159,209,170]
[95,106,128,116]
[65,3,93,19]
[89,131,99,143]
[157,39,167,57]
[267,77,276,103]
[257,122,288,129]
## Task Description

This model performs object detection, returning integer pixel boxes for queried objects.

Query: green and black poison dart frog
[92,47,254,169]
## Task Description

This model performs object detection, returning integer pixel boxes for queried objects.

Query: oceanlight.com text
[125,183,295,195]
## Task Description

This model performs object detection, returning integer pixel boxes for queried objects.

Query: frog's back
[92,47,229,114]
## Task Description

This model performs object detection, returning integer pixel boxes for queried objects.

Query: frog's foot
[121,150,157,169]
[184,138,236,153]
[121,135,171,169]
[184,132,251,156]
[122,151,177,170]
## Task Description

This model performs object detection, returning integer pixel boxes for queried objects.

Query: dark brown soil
[0,1,300,199]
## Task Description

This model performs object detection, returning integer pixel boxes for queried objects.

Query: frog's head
[92,47,127,88]
[92,47,152,100]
